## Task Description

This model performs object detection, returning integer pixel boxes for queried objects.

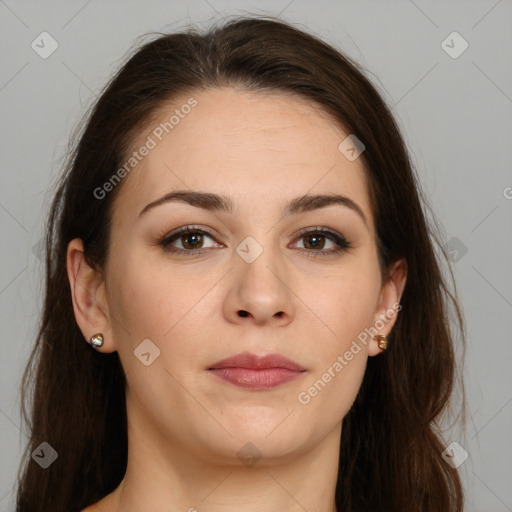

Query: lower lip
[209,368,304,389]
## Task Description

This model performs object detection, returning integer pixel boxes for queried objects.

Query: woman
[16,16,465,512]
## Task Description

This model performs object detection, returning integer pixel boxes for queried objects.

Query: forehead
[114,87,373,227]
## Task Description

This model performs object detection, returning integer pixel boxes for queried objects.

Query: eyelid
[164,224,217,239]
[294,225,344,239]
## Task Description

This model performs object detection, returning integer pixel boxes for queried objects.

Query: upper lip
[209,352,306,372]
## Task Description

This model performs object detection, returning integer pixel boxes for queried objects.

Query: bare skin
[69,87,406,512]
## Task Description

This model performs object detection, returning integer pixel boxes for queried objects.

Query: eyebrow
[138,190,367,225]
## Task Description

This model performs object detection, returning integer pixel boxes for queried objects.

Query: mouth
[208,352,306,390]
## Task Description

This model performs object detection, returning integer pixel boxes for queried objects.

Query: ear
[66,238,116,353]
[368,258,407,356]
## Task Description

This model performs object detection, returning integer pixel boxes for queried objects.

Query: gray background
[1,1,511,510]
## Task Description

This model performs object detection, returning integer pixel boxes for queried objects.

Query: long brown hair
[16,16,465,511]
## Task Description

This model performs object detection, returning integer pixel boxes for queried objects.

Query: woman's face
[70,87,405,466]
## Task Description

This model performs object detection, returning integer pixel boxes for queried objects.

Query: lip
[208,352,306,390]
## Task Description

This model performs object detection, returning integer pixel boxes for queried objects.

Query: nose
[223,246,294,327]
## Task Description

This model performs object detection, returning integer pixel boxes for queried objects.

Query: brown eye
[291,227,351,257]
[303,233,326,250]
[159,226,220,254]
[180,232,204,249]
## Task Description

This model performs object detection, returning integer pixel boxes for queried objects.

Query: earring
[89,333,104,349]
[374,334,388,350]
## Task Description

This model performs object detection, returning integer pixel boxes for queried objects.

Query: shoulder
[81,485,120,511]
[81,503,106,512]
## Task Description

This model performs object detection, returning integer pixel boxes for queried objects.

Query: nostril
[238,310,249,317]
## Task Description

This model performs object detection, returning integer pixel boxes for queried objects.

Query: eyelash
[158,225,351,258]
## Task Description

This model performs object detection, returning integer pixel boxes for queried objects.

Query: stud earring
[374,334,388,350]
[89,333,104,349]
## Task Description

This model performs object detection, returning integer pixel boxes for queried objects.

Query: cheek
[294,285,375,428]
[106,258,212,416]
[296,347,367,437]
[106,254,222,380]
[295,261,380,415]
[306,262,381,346]
[108,254,203,338]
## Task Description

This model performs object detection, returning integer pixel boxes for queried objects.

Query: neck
[106,419,341,512]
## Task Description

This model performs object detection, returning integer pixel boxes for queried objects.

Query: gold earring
[374,334,388,350]
[89,333,104,349]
